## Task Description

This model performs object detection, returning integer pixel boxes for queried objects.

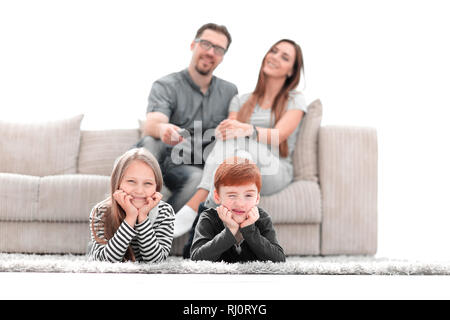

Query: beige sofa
[0,100,378,256]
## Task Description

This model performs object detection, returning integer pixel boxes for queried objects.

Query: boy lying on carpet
[88,148,174,263]
[190,157,285,263]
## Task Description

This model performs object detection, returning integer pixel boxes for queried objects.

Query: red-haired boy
[190,157,285,262]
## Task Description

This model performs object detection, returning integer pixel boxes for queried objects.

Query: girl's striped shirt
[88,199,174,263]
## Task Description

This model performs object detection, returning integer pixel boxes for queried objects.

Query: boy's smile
[214,183,260,224]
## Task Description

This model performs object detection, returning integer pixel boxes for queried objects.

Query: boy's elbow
[190,248,200,261]
[268,248,286,263]
[268,255,285,263]
[190,247,211,262]
[277,250,286,262]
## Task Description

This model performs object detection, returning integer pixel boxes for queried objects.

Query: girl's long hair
[91,148,163,262]
[237,39,304,158]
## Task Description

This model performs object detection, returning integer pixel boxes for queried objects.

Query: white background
[1,0,450,265]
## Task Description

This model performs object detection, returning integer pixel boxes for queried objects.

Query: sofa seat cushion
[273,224,320,255]
[38,174,109,222]
[0,115,83,176]
[0,173,40,221]
[259,180,321,224]
[0,221,89,254]
[0,173,109,223]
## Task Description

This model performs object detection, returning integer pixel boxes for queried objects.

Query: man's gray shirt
[147,69,237,168]
[147,68,237,132]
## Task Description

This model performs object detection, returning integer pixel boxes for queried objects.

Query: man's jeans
[162,164,203,213]
[182,202,206,259]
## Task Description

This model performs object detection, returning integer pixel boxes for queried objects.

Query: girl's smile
[119,160,157,209]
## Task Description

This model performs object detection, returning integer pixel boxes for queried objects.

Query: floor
[1,272,450,300]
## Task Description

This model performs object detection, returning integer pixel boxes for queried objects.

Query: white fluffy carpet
[2,254,450,275]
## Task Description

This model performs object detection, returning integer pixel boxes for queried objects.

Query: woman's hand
[240,207,260,229]
[215,119,253,140]
[217,205,239,235]
[137,192,163,223]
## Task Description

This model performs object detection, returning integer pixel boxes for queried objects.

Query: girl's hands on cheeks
[113,190,138,227]
[113,190,138,218]
[113,190,163,226]
[217,205,239,235]
[240,206,260,229]
[137,192,163,223]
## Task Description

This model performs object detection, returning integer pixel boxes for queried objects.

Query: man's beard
[195,64,212,76]
[195,56,214,76]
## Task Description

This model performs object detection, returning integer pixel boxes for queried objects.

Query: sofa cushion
[292,99,322,182]
[0,115,83,177]
[0,173,40,221]
[258,180,321,224]
[78,129,140,176]
[38,174,109,222]
[273,224,320,255]
[0,221,90,254]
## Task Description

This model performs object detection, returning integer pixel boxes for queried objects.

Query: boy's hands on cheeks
[240,206,260,229]
[217,205,239,235]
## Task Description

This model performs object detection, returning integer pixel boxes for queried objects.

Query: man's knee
[165,165,203,190]
[135,136,164,160]
[184,167,203,188]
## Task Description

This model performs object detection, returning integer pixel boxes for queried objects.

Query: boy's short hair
[214,157,262,192]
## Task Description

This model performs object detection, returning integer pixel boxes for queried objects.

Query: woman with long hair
[88,148,174,262]
[175,39,308,239]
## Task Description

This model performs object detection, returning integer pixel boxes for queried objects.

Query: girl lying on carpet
[190,157,285,263]
[88,148,175,262]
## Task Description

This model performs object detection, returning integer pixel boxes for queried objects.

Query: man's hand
[217,205,239,235]
[159,123,184,146]
[240,207,260,229]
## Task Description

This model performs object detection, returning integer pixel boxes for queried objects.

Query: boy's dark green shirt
[190,207,286,263]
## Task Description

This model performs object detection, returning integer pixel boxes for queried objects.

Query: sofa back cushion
[292,99,323,182]
[77,129,140,176]
[0,115,83,177]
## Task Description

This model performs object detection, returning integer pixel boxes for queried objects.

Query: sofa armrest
[319,126,378,255]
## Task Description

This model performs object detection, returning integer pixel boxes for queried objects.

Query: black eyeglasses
[194,38,227,56]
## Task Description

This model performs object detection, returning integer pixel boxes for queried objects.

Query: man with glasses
[137,23,238,240]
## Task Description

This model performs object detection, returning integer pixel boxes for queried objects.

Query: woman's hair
[236,39,304,158]
[91,148,163,262]
[214,157,262,193]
